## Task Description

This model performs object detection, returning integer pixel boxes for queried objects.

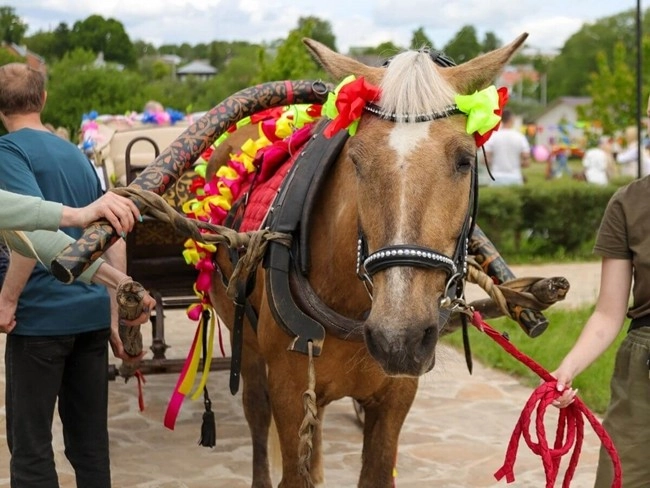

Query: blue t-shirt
[0,128,110,335]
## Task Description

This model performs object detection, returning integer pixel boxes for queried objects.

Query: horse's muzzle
[363,322,438,376]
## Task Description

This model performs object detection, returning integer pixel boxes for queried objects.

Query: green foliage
[582,42,636,134]
[443,305,625,413]
[477,177,619,263]
[443,25,481,63]
[42,49,147,135]
[481,32,501,52]
[0,6,27,44]
[257,19,324,82]
[70,15,136,67]
[410,27,433,50]
[353,41,402,58]
[545,8,647,99]
[298,16,337,52]
[0,45,22,65]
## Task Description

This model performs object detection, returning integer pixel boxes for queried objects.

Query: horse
[203,33,529,488]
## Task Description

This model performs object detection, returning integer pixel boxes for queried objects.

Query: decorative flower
[322,75,381,138]
[455,86,509,147]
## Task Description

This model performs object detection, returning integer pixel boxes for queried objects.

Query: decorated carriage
[79,110,231,375]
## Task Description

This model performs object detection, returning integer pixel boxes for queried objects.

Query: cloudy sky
[14,0,631,54]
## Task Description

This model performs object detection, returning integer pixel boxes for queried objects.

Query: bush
[477,180,620,263]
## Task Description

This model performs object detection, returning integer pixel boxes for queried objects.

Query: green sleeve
[3,229,103,284]
[0,189,63,231]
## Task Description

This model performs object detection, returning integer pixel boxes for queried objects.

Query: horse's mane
[379,50,456,123]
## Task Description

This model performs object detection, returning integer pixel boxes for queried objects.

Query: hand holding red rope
[468,311,622,487]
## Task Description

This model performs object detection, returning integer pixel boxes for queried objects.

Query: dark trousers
[5,329,111,488]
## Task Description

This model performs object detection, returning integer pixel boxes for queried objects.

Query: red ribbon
[324,77,381,138]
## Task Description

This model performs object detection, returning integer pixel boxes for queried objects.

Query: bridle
[355,49,479,307]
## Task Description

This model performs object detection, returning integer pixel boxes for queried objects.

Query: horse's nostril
[421,326,436,349]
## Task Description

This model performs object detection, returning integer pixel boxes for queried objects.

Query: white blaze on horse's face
[387,121,434,299]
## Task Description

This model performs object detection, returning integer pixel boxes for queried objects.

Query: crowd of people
[481,114,650,188]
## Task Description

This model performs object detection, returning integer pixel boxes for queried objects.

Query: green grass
[442,305,627,414]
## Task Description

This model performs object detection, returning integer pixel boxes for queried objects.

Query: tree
[70,15,136,67]
[352,41,402,58]
[410,27,433,50]
[582,42,636,134]
[133,40,157,58]
[545,8,644,99]
[298,16,337,51]
[0,6,27,44]
[443,25,481,62]
[42,48,147,134]
[481,32,501,53]
[52,23,72,60]
[24,31,55,60]
[0,46,22,65]
[257,20,325,82]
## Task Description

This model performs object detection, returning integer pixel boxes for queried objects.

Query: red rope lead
[134,370,147,412]
[469,311,622,488]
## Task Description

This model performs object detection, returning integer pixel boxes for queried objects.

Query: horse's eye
[349,154,362,175]
[456,155,473,173]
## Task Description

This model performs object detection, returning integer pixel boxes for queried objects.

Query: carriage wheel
[352,398,365,427]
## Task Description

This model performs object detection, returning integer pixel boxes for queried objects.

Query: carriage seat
[92,121,190,188]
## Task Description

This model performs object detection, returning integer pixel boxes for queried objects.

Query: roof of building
[176,60,217,75]
[536,96,592,117]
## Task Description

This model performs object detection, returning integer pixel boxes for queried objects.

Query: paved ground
[0,262,606,487]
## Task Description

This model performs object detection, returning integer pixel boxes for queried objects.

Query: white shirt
[484,128,530,186]
[616,143,650,177]
[581,148,610,185]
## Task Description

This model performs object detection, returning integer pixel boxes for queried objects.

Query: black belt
[629,314,650,332]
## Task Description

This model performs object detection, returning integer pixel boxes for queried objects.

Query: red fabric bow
[324,77,381,138]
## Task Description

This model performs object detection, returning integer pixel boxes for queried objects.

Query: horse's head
[305,34,527,377]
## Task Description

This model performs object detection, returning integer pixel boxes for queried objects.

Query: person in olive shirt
[551,175,650,487]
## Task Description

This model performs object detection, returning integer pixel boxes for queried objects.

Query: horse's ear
[303,38,383,85]
[444,33,529,94]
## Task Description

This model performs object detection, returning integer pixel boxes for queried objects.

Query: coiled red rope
[469,311,622,487]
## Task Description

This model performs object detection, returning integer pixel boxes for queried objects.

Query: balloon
[532,144,550,162]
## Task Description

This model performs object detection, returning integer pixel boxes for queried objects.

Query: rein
[467,310,622,487]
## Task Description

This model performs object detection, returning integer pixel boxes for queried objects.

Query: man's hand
[109,323,146,362]
[0,293,18,333]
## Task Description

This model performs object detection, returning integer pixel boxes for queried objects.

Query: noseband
[355,50,478,303]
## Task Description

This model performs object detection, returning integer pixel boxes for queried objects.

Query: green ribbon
[455,85,501,136]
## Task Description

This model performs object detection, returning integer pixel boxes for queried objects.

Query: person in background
[550,97,650,488]
[0,62,133,488]
[580,137,614,185]
[484,109,531,186]
[615,125,650,178]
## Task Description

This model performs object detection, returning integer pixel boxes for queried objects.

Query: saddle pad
[237,126,312,232]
